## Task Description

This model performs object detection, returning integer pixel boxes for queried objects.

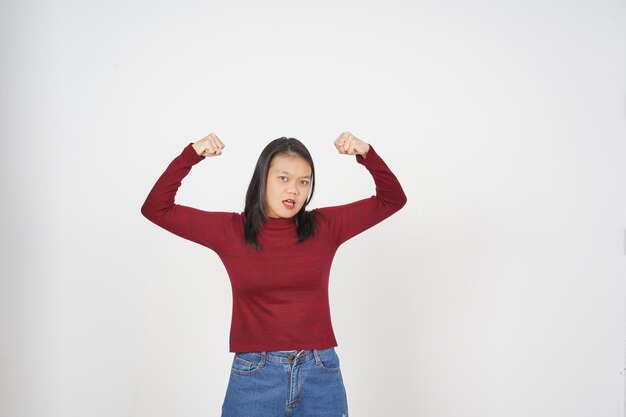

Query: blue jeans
[221,347,349,417]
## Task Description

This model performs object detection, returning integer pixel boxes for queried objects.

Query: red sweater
[141,143,407,352]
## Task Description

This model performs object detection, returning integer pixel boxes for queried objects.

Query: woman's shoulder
[214,211,246,236]
[203,210,245,228]
[307,198,372,218]
[307,206,343,224]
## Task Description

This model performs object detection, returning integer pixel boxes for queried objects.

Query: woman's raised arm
[314,131,407,246]
[140,133,237,251]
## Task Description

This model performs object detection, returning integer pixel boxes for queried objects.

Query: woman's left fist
[334,131,370,158]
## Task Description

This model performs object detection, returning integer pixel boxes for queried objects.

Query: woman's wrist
[192,142,204,156]
[360,143,370,158]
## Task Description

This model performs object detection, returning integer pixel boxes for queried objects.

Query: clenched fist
[193,132,225,157]
[334,131,370,158]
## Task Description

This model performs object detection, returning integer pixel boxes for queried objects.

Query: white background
[2,1,625,416]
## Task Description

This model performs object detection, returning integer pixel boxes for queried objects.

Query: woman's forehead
[269,154,311,175]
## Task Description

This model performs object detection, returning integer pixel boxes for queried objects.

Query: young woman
[141,131,407,417]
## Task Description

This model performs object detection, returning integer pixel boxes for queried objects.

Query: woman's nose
[286,183,298,194]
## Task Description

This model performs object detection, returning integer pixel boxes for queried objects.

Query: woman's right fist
[192,132,225,157]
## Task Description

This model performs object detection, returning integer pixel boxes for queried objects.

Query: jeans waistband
[245,348,334,364]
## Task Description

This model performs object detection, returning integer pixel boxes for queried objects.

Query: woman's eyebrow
[277,169,311,178]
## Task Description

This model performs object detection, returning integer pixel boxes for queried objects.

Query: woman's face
[264,153,312,218]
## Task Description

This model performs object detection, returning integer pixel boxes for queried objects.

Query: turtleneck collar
[262,216,297,230]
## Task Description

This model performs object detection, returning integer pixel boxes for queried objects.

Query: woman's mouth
[282,199,296,209]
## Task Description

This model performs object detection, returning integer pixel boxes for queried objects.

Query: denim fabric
[221,347,349,417]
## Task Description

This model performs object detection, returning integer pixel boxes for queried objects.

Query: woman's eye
[279,176,287,181]
[300,180,309,185]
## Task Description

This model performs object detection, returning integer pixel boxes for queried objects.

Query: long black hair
[244,137,319,250]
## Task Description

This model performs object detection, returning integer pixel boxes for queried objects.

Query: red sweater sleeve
[313,144,407,246]
[140,143,239,251]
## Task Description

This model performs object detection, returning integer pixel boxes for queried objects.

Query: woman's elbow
[399,192,408,209]
[394,187,408,210]
[140,201,155,221]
